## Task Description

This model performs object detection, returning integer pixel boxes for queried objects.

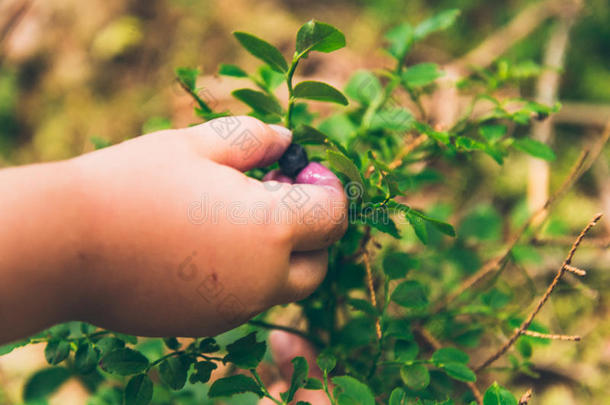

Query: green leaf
[293,124,329,145]
[326,150,366,197]
[159,356,189,390]
[368,151,403,197]
[233,32,288,73]
[363,210,400,238]
[218,63,248,78]
[406,210,428,244]
[23,367,71,402]
[0,339,29,356]
[370,108,413,131]
[479,125,506,143]
[316,352,336,373]
[331,376,375,405]
[199,338,220,353]
[304,377,324,390]
[282,356,309,403]
[113,332,138,345]
[414,9,461,40]
[483,382,517,405]
[208,374,264,398]
[258,65,285,90]
[383,252,415,280]
[516,338,532,359]
[384,23,414,60]
[391,280,428,308]
[389,387,407,405]
[232,88,282,116]
[394,340,419,362]
[95,336,125,355]
[402,63,443,87]
[344,71,382,105]
[513,138,556,161]
[189,361,217,384]
[163,337,181,351]
[347,298,379,316]
[100,348,149,375]
[459,204,502,242]
[90,136,111,150]
[296,20,345,56]
[44,340,70,365]
[175,67,199,91]
[293,81,348,105]
[74,343,100,374]
[400,363,430,391]
[124,374,153,405]
[410,209,456,237]
[142,116,172,133]
[224,332,266,369]
[431,347,470,365]
[441,362,476,382]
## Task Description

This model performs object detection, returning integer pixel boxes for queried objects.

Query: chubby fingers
[264,162,348,252]
[186,116,292,172]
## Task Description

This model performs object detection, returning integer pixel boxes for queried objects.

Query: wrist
[0,159,91,341]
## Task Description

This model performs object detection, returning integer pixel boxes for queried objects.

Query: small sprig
[475,213,603,372]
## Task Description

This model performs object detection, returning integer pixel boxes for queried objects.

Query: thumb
[186,116,292,171]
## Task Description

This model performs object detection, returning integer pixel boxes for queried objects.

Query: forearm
[0,160,86,344]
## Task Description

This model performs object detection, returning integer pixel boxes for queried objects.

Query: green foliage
[124,374,153,405]
[232,32,288,73]
[483,383,517,405]
[293,81,348,105]
[208,375,264,398]
[5,9,573,405]
[100,348,149,375]
[23,367,71,402]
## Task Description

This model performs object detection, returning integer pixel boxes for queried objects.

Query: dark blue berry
[279,143,309,178]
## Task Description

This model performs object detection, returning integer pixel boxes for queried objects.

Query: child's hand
[67,116,348,337]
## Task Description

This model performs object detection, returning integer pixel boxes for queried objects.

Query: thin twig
[564,264,586,276]
[519,329,581,341]
[363,251,382,340]
[247,320,324,349]
[519,389,533,405]
[475,213,602,372]
[389,134,428,169]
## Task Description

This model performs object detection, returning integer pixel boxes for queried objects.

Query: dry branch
[519,389,533,405]
[519,329,581,341]
[362,250,382,340]
[474,213,602,372]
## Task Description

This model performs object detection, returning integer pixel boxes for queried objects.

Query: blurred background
[0,0,609,404]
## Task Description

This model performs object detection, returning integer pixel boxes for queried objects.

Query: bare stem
[475,213,602,372]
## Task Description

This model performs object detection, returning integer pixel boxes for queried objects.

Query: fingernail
[295,162,342,189]
[263,169,294,184]
[268,124,292,142]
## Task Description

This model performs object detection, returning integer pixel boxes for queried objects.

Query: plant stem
[322,370,337,405]
[147,350,186,370]
[285,57,300,129]
[248,319,324,349]
[252,368,284,405]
